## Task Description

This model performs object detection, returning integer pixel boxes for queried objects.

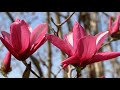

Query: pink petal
[27,36,47,57]
[61,55,78,66]
[30,23,48,47]
[88,52,120,65]
[46,34,74,56]
[95,31,109,51]
[111,15,120,35]
[16,19,32,32]
[0,37,21,60]
[10,20,30,55]
[62,64,68,69]
[73,22,87,50]
[15,19,20,22]
[3,51,11,72]
[109,15,120,36]
[64,32,73,47]
[76,35,96,62]
[1,31,10,43]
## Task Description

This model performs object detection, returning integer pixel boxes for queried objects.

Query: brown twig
[30,56,43,77]
[46,12,52,78]
[56,12,68,18]
[100,38,114,49]
[37,53,56,77]
[60,12,75,26]
[51,12,75,36]
[66,12,73,31]
[55,12,68,77]
[5,12,14,22]
[22,61,40,78]
[76,67,81,78]
[54,67,62,78]
[102,12,116,20]
[102,12,110,18]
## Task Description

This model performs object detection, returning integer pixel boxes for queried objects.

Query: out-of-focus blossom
[109,15,120,39]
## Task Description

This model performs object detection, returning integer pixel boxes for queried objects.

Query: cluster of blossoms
[0,15,120,77]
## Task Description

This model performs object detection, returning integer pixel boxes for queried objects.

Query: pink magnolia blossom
[0,19,48,60]
[2,52,11,73]
[46,22,120,68]
[109,15,120,38]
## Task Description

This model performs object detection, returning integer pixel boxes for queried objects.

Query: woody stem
[22,61,40,78]
[101,38,114,48]
[76,67,81,78]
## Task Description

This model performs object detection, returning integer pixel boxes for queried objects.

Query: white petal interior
[96,31,109,45]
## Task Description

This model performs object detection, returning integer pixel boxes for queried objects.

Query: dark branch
[6,12,14,22]
[22,61,41,78]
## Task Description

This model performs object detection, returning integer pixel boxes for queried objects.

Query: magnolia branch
[37,53,56,77]
[60,12,75,26]
[30,56,43,77]
[102,12,115,20]
[51,12,75,36]
[56,12,68,18]
[102,12,110,18]
[101,38,114,48]
[22,61,40,78]
[39,56,62,78]
[100,37,120,49]
[6,12,14,22]
[54,67,62,78]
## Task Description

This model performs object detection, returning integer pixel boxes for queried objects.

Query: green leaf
[22,62,31,78]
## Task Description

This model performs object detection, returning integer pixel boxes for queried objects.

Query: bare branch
[5,12,14,22]
[22,61,41,78]
[37,53,56,77]
[102,12,110,17]
[60,12,75,26]
[30,56,43,77]
[46,12,52,78]
[51,12,75,37]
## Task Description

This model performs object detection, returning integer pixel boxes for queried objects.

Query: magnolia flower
[46,22,120,68]
[0,19,48,60]
[1,52,11,74]
[109,15,120,38]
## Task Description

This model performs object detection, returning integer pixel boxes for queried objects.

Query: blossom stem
[76,67,81,78]
[22,61,40,78]
[101,38,114,48]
